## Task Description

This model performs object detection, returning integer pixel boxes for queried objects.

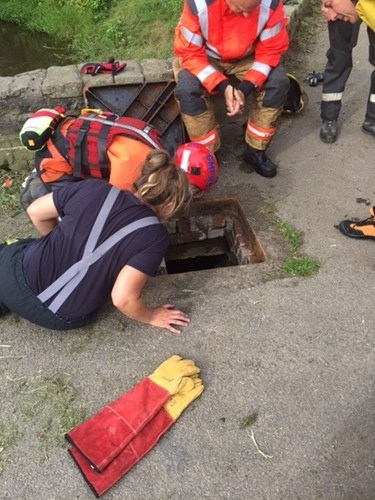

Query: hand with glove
[65,355,200,472]
[68,374,204,497]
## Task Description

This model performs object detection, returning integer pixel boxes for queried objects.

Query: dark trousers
[0,241,97,331]
[321,19,375,121]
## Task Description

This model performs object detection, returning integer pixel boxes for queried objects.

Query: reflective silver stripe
[195,132,217,145]
[257,0,272,36]
[322,92,343,102]
[370,94,375,103]
[197,64,217,83]
[252,61,271,78]
[206,46,220,59]
[180,26,204,47]
[247,123,274,138]
[260,21,282,41]
[195,0,209,39]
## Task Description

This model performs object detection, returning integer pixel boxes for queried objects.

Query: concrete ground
[1,13,375,500]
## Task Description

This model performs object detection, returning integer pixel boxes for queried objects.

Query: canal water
[0,20,74,77]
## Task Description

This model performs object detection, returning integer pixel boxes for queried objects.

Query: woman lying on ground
[0,149,192,334]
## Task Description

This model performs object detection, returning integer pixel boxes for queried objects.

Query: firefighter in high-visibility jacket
[173,0,290,178]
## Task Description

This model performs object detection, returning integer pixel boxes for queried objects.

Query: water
[0,20,74,77]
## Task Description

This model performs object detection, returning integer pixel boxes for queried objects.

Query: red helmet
[174,142,218,192]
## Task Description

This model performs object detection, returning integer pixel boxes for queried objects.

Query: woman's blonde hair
[133,149,192,219]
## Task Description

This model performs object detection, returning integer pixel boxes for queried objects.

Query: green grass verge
[276,219,320,278]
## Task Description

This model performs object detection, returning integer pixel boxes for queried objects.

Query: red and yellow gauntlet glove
[66,355,202,474]
[68,375,204,497]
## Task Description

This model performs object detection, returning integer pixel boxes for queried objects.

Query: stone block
[43,66,83,98]
[9,70,45,99]
[140,59,174,82]
[0,77,13,99]
[113,60,144,84]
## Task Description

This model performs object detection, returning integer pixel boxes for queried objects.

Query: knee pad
[262,66,290,108]
[174,70,208,115]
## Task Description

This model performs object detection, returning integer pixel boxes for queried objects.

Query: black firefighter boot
[320,120,337,143]
[243,145,277,178]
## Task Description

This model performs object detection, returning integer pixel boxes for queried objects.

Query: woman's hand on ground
[150,304,190,334]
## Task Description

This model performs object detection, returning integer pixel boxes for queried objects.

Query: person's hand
[224,84,245,117]
[150,304,190,334]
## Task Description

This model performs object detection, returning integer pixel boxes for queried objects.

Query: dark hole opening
[165,236,237,274]
[165,253,234,274]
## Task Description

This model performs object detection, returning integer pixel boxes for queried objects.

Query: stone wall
[0,59,175,132]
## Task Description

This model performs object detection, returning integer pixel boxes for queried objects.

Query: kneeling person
[1,150,192,334]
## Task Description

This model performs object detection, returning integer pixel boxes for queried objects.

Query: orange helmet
[174,142,218,192]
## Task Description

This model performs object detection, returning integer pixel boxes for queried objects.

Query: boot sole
[319,133,337,144]
[254,166,277,178]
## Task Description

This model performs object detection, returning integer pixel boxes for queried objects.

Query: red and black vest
[35,112,163,182]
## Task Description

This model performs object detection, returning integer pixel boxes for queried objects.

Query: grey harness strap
[37,186,159,313]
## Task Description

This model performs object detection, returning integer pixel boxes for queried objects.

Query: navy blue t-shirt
[23,179,169,318]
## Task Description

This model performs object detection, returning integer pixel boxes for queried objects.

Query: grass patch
[257,200,278,216]
[282,256,320,277]
[14,375,87,455]
[275,219,320,278]
[0,422,21,474]
[276,220,302,252]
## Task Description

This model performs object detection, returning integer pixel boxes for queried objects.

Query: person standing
[320,0,375,143]
[172,0,290,178]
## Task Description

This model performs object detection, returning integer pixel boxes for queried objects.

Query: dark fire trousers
[321,18,375,122]
[0,240,96,330]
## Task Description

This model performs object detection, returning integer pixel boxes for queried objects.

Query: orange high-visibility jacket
[173,0,289,93]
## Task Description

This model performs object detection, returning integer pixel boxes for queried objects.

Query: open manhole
[161,198,266,274]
